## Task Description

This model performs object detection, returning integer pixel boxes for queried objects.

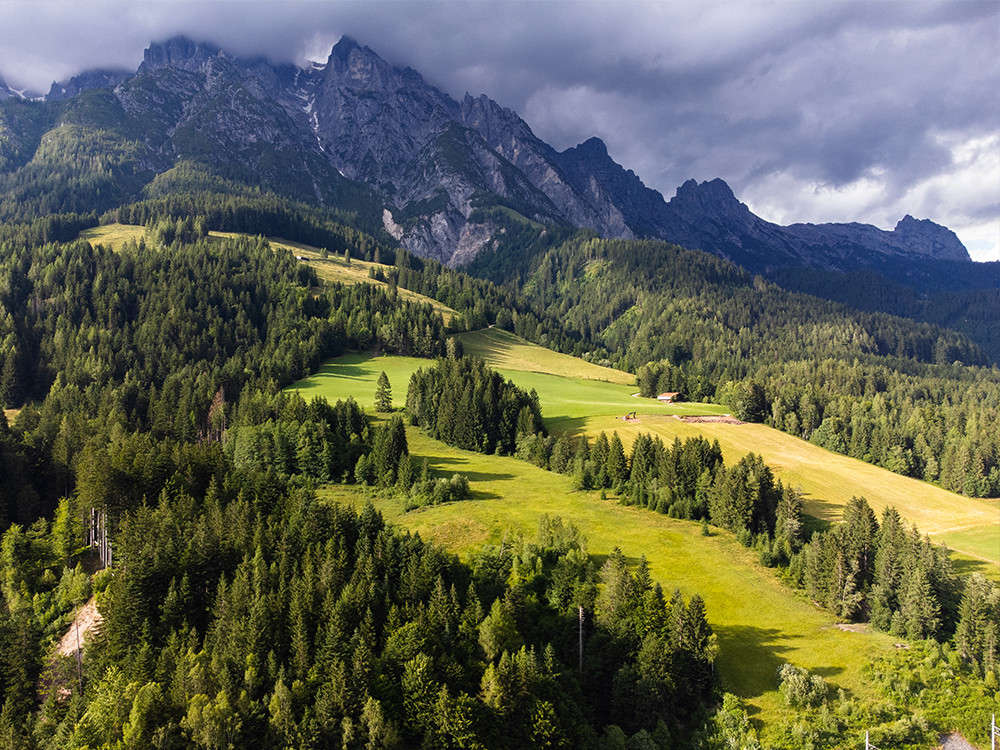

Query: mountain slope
[0,34,978,277]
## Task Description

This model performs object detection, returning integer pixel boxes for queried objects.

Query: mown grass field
[456,329,1000,570]
[287,311,996,728]
[317,424,899,725]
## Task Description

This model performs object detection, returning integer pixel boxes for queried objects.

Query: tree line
[462,232,1000,497]
[404,356,545,456]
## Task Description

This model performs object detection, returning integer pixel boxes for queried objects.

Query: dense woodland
[404,357,545,457]
[0,201,724,748]
[0,184,998,747]
[467,231,1000,497]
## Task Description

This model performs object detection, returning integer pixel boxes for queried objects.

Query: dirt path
[937,733,980,750]
[56,597,103,657]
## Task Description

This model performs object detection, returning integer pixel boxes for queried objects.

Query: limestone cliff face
[0,34,973,271]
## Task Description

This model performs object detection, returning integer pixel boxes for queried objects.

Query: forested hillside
[466,232,1000,497]
[0,177,996,742]
[0,203,733,747]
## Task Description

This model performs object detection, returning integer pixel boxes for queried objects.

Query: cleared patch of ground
[677,414,744,425]
[56,597,103,658]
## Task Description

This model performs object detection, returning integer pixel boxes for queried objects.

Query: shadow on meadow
[713,624,843,699]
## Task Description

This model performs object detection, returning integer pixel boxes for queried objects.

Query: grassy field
[291,339,999,571]
[459,328,635,385]
[288,326,997,728]
[318,424,899,724]
[582,415,1000,565]
[79,223,149,249]
[287,353,431,412]
[453,329,999,569]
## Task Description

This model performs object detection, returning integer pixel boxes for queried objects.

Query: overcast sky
[1,0,997,260]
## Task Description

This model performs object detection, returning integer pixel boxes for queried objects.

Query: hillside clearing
[294,347,1000,575]
[458,327,635,385]
[318,425,899,723]
[79,223,148,249]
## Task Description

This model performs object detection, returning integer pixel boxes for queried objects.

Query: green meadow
[79,223,149,249]
[290,348,894,725]
[318,425,899,724]
[288,328,1000,572]
[458,329,1000,570]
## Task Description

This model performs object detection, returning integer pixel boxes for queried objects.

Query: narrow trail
[38,596,104,700]
[56,596,103,658]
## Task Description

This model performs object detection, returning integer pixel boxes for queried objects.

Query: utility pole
[74,602,83,692]
[578,606,584,673]
[991,712,996,750]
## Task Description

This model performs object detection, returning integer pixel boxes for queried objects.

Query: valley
[290,319,998,740]
[0,25,997,750]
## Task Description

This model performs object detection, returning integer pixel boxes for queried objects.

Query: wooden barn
[657,392,680,403]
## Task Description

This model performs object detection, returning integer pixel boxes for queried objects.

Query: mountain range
[0,35,980,275]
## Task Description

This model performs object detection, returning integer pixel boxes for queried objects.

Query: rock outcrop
[0,34,973,270]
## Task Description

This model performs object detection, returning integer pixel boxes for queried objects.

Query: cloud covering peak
[0,0,996,259]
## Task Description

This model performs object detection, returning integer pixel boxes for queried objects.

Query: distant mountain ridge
[0,34,975,271]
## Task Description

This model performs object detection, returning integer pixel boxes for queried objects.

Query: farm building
[657,392,680,403]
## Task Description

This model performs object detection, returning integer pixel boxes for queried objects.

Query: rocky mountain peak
[670,178,748,222]
[0,34,975,273]
[892,214,970,262]
[575,137,610,158]
[330,35,361,60]
[140,36,222,74]
[323,35,395,88]
[460,93,534,146]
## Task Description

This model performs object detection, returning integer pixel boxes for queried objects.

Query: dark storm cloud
[0,0,997,258]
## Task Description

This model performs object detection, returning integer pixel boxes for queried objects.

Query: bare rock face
[139,37,222,74]
[46,69,132,101]
[0,33,972,271]
[892,215,969,262]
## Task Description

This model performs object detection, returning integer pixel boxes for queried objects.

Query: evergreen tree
[375,371,392,413]
[899,565,941,640]
[954,573,1000,673]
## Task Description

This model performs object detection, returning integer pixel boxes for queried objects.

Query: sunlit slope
[79,225,458,323]
[593,416,999,561]
[79,223,148,249]
[318,426,898,720]
[456,328,999,568]
[458,327,634,384]
[293,343,998,569]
